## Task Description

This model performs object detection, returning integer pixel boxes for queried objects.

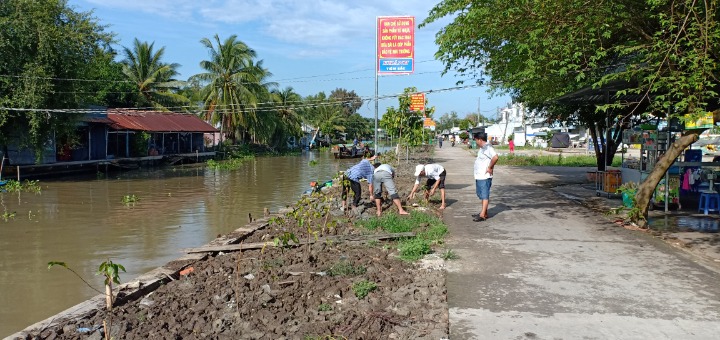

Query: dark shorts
[426,170,446,190]
[476,178,492,200]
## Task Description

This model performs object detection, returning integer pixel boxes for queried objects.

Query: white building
[483,102,587,148]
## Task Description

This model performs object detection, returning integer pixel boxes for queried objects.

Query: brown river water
[0,151,359,337]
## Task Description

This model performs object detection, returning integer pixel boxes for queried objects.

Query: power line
[0,82,489,115]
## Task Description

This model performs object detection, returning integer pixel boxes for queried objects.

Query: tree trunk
[105,282,113,310]
[635,130,703,226]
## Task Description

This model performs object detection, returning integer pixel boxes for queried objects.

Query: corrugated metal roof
[107,109,218,133]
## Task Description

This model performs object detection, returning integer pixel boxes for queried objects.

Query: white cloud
[80,0,443,50]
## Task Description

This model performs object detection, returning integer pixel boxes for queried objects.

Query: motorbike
[451,140,455,147]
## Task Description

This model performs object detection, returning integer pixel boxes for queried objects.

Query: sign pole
[375,16,379,151]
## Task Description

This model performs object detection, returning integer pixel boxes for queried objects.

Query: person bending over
[341,154,376,211]
[408,163,447,210]
[372,163,409,217]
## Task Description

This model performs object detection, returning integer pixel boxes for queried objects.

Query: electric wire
[0,83,489,114]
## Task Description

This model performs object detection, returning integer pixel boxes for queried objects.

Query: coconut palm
[120,38,188,110]
[267,86,303,148]
[191,34,276,144]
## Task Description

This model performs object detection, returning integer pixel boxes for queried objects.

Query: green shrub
[327,261,367,277]
[398,238,432,261]
[352,280,377,299]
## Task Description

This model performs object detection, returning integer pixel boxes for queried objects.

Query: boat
[331,144,374,159]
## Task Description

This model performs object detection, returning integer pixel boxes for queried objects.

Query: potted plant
[616,182,639,208]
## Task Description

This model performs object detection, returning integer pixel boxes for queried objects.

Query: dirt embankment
[17,150,448,340]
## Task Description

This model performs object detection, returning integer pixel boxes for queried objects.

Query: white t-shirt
[415,164,445,184]
[374,164,394,175]
[474,144,498,180]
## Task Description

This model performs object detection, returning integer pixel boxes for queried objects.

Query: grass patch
[352,280,377,299]
[206,156,254,170]
[357,211,448,261]
[398,238,432,261]
[327,261,367,277]
[318,303,332,312]
[441,249,460,260]
[498,154,621,167]
[2,179,42,193]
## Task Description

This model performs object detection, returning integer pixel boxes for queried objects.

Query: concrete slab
[437,145,720,339]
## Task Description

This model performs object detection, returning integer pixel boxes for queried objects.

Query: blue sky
[68,0,512,120]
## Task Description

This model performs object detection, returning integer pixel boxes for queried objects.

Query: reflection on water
[647,215,720,233]
[0,150,357,337]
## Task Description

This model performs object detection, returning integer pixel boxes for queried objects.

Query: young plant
[441,249,460,260]
[327,261,367,277]
[318,303,332,312]
[352,280,377,299]
[273,231,299,249]
[48,259,126,310]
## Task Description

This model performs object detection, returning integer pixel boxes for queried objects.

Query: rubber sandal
[472,216,486,222]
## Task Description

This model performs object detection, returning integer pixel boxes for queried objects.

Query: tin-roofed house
[1,109,219,179]
[106,109,218,162]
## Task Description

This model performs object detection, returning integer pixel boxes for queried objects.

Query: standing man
[408,164,447,210]
[438,135,443,148]
[473,132,498,221]
[341,154,376,211]
[372,163,409,217]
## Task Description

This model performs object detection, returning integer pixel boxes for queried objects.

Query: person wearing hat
[372,162,409,217]
[341,154,377,211]
[408,164,447,210]
[473,132,498,221]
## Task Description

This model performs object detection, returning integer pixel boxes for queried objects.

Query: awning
[106,109,218,133]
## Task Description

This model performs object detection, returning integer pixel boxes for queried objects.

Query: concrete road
[435,145,720,339]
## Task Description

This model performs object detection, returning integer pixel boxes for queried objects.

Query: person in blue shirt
[341,154,377,211]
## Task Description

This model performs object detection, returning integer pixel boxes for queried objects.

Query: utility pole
[477,97,481,127]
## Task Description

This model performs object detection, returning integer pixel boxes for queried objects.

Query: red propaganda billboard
[377,16,415,74]
[410,93,425,112]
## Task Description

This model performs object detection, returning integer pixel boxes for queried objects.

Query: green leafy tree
[329,88,363,116]
[423,0,720,223]
[380,87,435,146]
[266,86,303,148]
[120,38,188,110]
[0,0,117,161]
[191,34,276,144]
[344,114,372,141]
[299,92,346,141]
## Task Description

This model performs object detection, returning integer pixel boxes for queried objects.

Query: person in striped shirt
[341,154,377,211]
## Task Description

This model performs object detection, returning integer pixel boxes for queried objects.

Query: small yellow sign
[685,112,714,129]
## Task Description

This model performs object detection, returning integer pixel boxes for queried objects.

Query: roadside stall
[620,124,681,210]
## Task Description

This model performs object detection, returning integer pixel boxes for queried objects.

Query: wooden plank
[186,232,415,254]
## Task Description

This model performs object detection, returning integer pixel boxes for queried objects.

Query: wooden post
[17,166,20,181]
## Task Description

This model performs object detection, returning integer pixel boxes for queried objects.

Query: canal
[0,150,360,337]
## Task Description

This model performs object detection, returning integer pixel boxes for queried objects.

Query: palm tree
[191,34,276,144]
[120,38,188,110]
[268,86,303,148]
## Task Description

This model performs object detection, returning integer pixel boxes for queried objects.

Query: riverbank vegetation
[0,0,374,163]
[2,180,42,194]
[23,149,448,339]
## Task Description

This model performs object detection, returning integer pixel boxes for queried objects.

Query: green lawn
[498,153,622,167]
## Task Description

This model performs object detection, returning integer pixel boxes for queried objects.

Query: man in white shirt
[372,163,409,217]
[473,132,499,221]
[409,163,447,210]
